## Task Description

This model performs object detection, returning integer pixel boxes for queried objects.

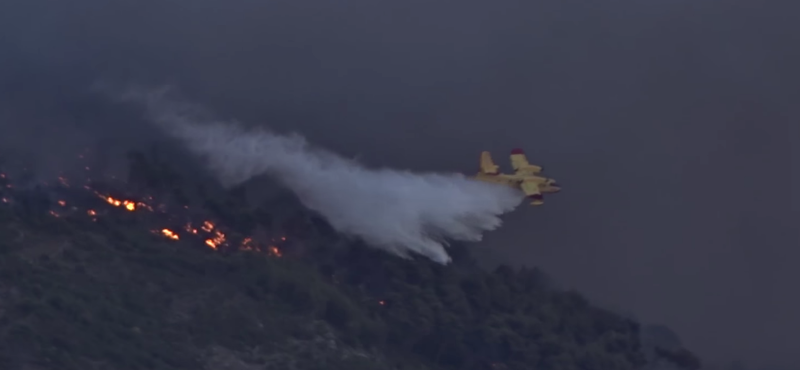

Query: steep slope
[0,152,699,370]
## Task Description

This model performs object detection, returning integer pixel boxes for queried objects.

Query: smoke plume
[125,88,523,263]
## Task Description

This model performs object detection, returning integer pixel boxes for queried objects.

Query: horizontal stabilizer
[479,151,500,175]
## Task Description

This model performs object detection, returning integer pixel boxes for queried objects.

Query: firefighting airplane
[474,148,561,206]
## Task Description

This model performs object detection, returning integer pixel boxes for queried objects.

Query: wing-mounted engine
[520,180,544,206]
[472,148,560,206]
[509,148,543,175]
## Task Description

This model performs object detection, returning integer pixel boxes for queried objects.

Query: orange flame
[204,229,226,250]
[105,196,121,207]
[269,246,282,257]
[160,229,179,240]
[1,170,287,259]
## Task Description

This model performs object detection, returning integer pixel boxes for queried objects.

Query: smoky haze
[1,0,799,368]
[120,87,523,263]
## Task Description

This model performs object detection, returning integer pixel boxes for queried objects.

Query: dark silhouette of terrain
[0,151,699,370]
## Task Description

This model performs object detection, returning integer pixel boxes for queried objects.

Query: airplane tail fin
[479,151,500,175]
[510,148,542,175]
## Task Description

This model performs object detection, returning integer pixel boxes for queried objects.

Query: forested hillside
[0,151,700,370]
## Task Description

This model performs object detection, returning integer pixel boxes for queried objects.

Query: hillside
[0,151,700,370]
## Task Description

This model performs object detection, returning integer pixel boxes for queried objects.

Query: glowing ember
[160,229,179,240]
[204,230,226,250]
[1,168,287,259]
[184,223,198,234]
[137,202,154,211]
[240,238,258,251]
[94,193,146,212]
[269,246,282,257]
[105,196,121,206]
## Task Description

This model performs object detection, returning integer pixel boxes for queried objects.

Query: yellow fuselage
[474,173,560,206]
[473,150,560,206]
[475,173,560,192]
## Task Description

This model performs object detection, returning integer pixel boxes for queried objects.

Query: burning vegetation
[0,154,284,259]
[0,150,699,370]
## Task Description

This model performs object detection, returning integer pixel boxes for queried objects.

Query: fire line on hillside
[0,157,283,258]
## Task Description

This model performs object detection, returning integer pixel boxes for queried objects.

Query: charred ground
[0,150,699,370]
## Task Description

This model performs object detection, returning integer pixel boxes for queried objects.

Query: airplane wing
[520,180,544,205]
[510,148,542,175]
[479,151,500,175]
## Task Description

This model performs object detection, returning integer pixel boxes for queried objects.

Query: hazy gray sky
[1,0,798,368]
